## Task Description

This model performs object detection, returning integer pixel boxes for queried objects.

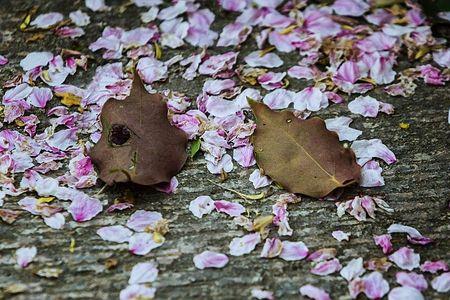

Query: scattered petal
[189,196,215,218]
[16,246,37,268]
[388,287,424,300]
[126,210,163,232]
[388,247,420,271]
[97,225,133,243]
[128,261,158,284]
[299,284,331,300]
[279,241,308,261]
[214,200,245,217]
[229,233,261,256]
[332,230,350,242]
[193,251,229,269]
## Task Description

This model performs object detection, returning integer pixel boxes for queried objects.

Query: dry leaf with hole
[90,72,188,186]
[249,100,360,198]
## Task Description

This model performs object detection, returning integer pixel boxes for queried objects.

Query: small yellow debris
[152,232,165,244]
[414,46,429,60]
[359,77,377,85]
[69,238,76,253]
[207,179,266,200]
[26,33,46,43]
[154,42,162,59]
[14,119,25,127]
[253,215,274,233]
[20,14,32,31]
[399,122,410,129]
[280,25,298,35]
[41,70,52,82]
[38,197,55,204]
[259,46,276,57]
[58,92,82,107]
[341,25,354,31]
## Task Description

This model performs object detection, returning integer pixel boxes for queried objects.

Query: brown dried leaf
[249,100,360,198]
[90,72,188,185]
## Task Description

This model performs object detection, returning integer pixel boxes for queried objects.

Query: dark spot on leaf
[109,124,131,146]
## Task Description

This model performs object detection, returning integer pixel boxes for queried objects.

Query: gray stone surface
[0,0,449,299]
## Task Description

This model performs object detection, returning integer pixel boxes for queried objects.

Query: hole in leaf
[109,124,131,146]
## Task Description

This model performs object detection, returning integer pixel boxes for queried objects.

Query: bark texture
[0,1,449,299]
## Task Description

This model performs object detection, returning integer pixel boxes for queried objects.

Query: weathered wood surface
[0,1,449,299]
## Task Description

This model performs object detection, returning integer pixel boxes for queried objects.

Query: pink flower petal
[311,258,342,276]
[128,261,158,284]
[126,210,163,232]
[0,54,8,66]
[16,246,37,268]
[189,196,215,218]
[293,87,328,112]
[333,0,369,17]
[106,202,134,213]
[214,200,245,217]
[217,22,252,47]
[137,57,167,84]
[30,12,63,29]
[244,51,283,68]
[325,116,362,142]
[340,257,365,281]
[396,271,428,291]
[373,234,393,254]
[307,248,336,262]
[360,160,385,187]
[348,96,380,118]
[128,232,163,255]
[119,284,155,300]
[332,230,350,242]
[68,196,102,222]
[388,247,420,271]
[388,286,424,300]
[206,154,234,174]
[363,271,390,299]
[69,10,90,27]
[260,238,282,258]
[27,87,53,108]
[193,251,229,269]
[249,169,272,189]
[420,260,449,274]
[229,233,261,256]
[20,52,53,71]
[203,79,235,95]
[233,144,256,167]
[387,223,433,245]
[262,89,295,109]
[351,139,397,165]
[258,71,286,90]
[219,0,247,12]
[43,213,65,229]
[199,52,238,77]
[47,128,78,151]
[299,284,331,300]
[153,176,179,194]
[86,0,110,12]
[433,49,450,68]
[279,241,308,261]
[431,272,450,293]
[251,288,274,300]
[97,225,133,243]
